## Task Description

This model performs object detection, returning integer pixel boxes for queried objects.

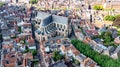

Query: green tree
[0,34,2,39]
[71,40,120,67]
[115,14,120,19]
[0,2,5,7]
[24,46,29,53]
[32,50,37,56]
[30,0,38,4]
[31,59,39,65]
[104,15,116,21]
[92,31,115,47]
[118,31,120,35]
[72,57,80,66]
[52,51,65,61]
[93,5,103,10]
[18,26,22,33]
[104,14,120,21]
[102,32,114,46]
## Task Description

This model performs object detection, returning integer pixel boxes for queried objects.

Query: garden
[52,50,65,62]
[104,14,120,21]
[92,31,117,47]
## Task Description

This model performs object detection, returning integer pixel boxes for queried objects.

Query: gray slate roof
[36,12,68,27]
[35,12,69,35]
[94,38,103,43]
[49,61,67,67]
[52,15,68,24]
[41,15,52,26]
[37,12,51,20]
[37,12,52,26]
[113,45,120,54]
[35,29,41,34]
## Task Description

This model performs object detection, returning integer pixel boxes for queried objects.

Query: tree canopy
[72,57,80,66]
[71,39,120,67]
[30,0,38,4]
[93,5,104,10]
[104,15,116,21]
[32,50,37,56]
[104,14,120,21]
[92,31,115,47]
[0,2,5,7]
[52,51,65,61]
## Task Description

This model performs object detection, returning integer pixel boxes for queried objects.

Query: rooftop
[36,12,68,27]
[49,61,67,67]
[37,12,51,20]
[52,15,68,24]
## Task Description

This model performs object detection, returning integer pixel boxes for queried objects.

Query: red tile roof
[2,51,17,67]
[2,44,13,49]
[22,23,31,27]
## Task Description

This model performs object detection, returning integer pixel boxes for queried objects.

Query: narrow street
[35,40,46,67]
[31,21,46,67]
[69,22,77,40]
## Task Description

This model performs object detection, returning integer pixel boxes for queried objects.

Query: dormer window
[54,23,56,27]
[64,26,66,29]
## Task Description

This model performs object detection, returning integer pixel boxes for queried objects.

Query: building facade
[10,0,29,3]
[0,0,11,2]
[35,12,71,42]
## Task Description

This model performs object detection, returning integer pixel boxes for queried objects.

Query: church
[34,12,71,42]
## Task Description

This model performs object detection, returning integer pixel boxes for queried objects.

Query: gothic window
[64,25,66,29]
[54,23,56,27]
[57,24,59,28]
[60,25,62,28]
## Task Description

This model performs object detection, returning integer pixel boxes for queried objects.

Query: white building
[9,0,30,3]
[18,0,29,3]
[0,0,11,2]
